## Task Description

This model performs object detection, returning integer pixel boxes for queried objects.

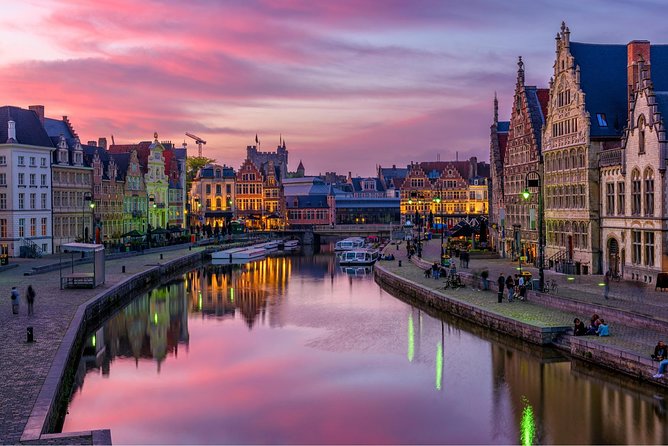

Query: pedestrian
[26,285,36,315]
[604,270,610,300]
[10,286,19,314]
[505,274,515,302]
[652,341,668,361]
[518,274,526,300]
[497,273,505,303]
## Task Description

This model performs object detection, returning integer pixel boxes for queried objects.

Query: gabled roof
[285,195,328,209]
[570,42,627,138]
[350,177,386,193]
[525,86,549,153]
[109,141,152,173]
[0,106,54,147]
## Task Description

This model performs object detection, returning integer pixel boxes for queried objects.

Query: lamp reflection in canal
[436,321,444,391]
[520,396,536,446]
[407,312,415,362]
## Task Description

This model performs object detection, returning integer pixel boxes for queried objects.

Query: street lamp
[147,193,155,248]
[433,185,444,259]
[522,169,544,292]
[83,192,94,242]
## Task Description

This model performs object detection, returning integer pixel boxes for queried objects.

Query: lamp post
[522,169,544,292]
[147,193,155,248]
[433,184,444,259]
[83,192,94,242]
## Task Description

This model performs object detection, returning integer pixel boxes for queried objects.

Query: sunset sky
[1,0,666,175]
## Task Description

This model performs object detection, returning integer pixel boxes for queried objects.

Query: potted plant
[480,269,489,290]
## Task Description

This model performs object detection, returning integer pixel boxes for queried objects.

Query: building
[43,111,95,251]
[84,145,125,244]
[600,41,668,284]
[261,160,284,230]
[0,106,55,257]
[144,134,170,230]
[542,23,627,275]
[246,138,288,180]
[283,177,335,227]
[235,159,264,230]
[502,58,549,263]
[489,95,510,256]
[189,163,235,231]
[119,150,147,235]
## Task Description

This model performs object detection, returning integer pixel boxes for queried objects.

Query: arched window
[581,222,588,249]
[644,167,654,216]
[570,149,576,170]
[638,115,646,154]
[573,222,580,248]
[216,197,222,209]
[631,169,642,215]
[578,148,585,168]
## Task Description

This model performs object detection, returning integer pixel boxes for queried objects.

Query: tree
[186,156,216,194]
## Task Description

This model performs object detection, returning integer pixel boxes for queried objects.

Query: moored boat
[211,247,248,260]
[335,237,366,251]
[233,247,267,260]
[338,249,377,265]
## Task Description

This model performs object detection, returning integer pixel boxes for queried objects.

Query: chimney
[627,40,651,112]
[29,105,44,125]
[98,137,107,149]
[87,140,97,147]
[7,120,16,143]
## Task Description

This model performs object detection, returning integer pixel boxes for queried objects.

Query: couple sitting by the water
[573,314,609,337]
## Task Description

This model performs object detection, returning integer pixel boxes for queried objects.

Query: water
[62,249,668,444]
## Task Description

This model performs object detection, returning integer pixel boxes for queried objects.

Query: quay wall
[392,256,667,388]
[20,252,204,444]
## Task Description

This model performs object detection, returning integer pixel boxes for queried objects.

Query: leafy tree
[186,156,216,193]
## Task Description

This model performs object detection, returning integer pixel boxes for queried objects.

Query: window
[18,193,24,210]
[41,193,47,209]
[0,173,6,186]
[18,173,24,186]
[29,173,35,186]
[617,182,625,215]
[644,169,654,216]
[631,170,641,215]
[632,230,642,264]
[206,184,211,194]
[206,199,211,208]
[0,219,6,238]
[41,174,47,186]
[216,184,222,195]
[18,218,24,237]
[41,157,46,167]
[30,218,36,237]
[638,116,646,154]
[0,194,5,209]
[645,231,655,267]
[0,156,5,165]
[606,183,615,215]
[41,217,47,236]
[18,156,24,166]
[29,157,35,166]
[29,193,35,209]
[226,184,231,194]
[596,113,608,127]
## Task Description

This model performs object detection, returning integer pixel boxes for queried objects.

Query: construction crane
[185,132,207,157]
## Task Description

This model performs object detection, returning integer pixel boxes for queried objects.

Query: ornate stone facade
[489,95,509,256]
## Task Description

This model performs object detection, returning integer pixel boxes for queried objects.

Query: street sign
[520,256,527,261]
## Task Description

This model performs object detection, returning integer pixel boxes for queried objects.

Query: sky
[1,0,667,176]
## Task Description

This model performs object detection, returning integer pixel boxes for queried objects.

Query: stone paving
[388,239,668,361]
[0,246,204,444]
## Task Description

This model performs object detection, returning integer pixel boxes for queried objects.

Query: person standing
[26,285,36,316]
[10,286,19,314]
[497,273,505,303]
[505,274,515,302]
[604,270,610,300]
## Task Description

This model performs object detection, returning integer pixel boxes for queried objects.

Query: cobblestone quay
[0,246,205,445]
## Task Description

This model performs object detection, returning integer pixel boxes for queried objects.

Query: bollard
[189,246,192,251]
[160,254,163,260]
[122,265,126,273]
[27,326,34,343]
[398,260,402,267]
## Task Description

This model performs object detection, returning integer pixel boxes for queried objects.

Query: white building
[0,106,54,257]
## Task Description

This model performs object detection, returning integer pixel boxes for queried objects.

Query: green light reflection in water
[520,396,536,446]
[408,313,414,362]
[435,341,443,390]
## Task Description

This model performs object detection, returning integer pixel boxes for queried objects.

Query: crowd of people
[495,273,528,303]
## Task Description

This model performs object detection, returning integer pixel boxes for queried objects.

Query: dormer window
[596,113,608,127]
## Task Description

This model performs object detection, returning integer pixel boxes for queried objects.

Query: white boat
[340,266,372,276]
[281,239,300,250]
[211,247,248,260]
[335,237,366,251]
[338,249,377,265]
[258,240,280,252]
[233,247,267,260]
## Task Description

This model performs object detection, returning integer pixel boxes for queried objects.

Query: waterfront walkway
[382,239,668,381]
[0,246,204,444]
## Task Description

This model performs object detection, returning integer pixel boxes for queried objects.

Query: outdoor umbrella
[121,230,143,238]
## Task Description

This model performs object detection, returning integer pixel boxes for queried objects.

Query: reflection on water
[63,250,668,445]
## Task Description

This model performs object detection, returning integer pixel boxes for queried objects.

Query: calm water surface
[63,249,668,444]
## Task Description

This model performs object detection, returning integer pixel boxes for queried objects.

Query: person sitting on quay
[596,319,609,337]
[586,313,601,335]
[652,341,668,361]
[573,318,587,336]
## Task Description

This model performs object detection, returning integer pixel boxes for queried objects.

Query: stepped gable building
[40,108,95,251]
[0,106,55,257]
[400,157,488,229]
[261,160,284,229]
[83,144,125,243]
[502,58,549,263]
[190,163,235,230]
[118,149,147,234]
[489,95,510,256]
[543,23,628,275]
[600,41,668,284]
[235,158,264,229]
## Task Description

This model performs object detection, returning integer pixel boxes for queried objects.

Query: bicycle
[542,279,558,294]
[443,274,464,290]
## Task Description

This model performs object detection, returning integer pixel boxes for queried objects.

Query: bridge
[270,224,402,245]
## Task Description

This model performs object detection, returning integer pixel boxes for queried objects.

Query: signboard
[520,256,527,261]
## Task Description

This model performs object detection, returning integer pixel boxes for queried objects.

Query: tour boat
[211,247,248,260]
[233,247,267,260]
[257,240,280,252]
[335,237,366,251]
[280,239,300,250]
[338,249,377,265]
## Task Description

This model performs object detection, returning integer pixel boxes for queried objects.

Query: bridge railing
[312,224,394,232]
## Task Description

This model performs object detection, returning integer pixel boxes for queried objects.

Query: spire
[517,56,525,86]
[493,92,498,124]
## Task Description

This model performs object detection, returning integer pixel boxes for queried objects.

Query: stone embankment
[375,249,667,389]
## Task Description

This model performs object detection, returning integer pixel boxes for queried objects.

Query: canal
[62,249,668,444]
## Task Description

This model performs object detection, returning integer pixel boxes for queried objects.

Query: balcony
[599,148,623,167]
